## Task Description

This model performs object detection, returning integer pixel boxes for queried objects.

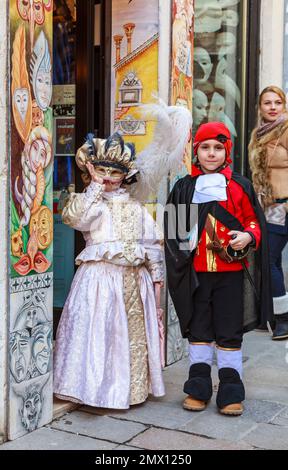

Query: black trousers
[188,271,244,349]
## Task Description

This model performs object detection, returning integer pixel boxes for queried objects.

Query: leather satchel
[205,215,250,263]
[205,216,234,263]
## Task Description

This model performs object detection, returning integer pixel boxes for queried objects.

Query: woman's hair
[255,86,287,125]
[249,86,288,207]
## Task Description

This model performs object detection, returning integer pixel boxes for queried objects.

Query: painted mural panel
[9,0,53,439]
[171,0,194,174]
[167,0,194,366]
[111,0,159,154]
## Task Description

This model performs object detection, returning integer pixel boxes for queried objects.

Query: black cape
[164,173,273,338]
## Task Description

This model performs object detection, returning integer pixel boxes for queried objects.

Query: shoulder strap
[212,203,244,232]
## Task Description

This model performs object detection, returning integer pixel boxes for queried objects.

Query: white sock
[216,348,243,379]
[189,343,214,367]
[273,293,288,315]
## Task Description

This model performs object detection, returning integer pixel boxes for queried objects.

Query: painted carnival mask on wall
[31,323,52,375]
[13,228,51,277]
[11,227,24,258]
[14,289,49,331]
[32,99,44,127]
[9,329,31,383]
[15,126,52,227]
[30,31,52,111]
[22,390,42,431]
[11,25,32,143]
[17,0,52,52]
[14,89,29,122]
[12,375,49,432]
[29,206,53,250]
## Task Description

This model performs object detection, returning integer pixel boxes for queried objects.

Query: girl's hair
[248,86,288,207]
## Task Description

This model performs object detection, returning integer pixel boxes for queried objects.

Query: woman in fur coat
[249,86,288,340]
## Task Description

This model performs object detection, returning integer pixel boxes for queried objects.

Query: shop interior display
[193,0,241,159]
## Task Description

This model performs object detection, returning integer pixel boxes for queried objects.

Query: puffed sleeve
[142,207,164,282]
[62,181,104,231]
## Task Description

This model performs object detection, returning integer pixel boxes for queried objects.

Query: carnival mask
[9,329,31,383]
[35,71,52,111]
[21,389,42,432]
[30,31,52,111]
[11,25,32,143]
[11,227,24,258]
[29,137,49,173]
[14,89,29,122]
[13,229,51,276]
[14,289,49,330]
[216,32,236,59]
[17,0,52,52]
[208,92,237,136]
[195,1,222,34]
[193,90,208,127]
[94,165,125,182]
[25,126,52,172]
[222,10,239,27]
[15,127,52,226]
[29,206,53,250]
[215,58,241,108]
[194,48,213,83]
[32,100,44,128]
[31,323,52,375]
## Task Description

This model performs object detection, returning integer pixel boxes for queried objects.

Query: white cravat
[192,173,227,203]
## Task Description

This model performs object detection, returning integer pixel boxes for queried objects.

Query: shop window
[52,0,77,322]
[193,0,245,172]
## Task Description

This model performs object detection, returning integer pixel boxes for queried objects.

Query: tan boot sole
[183,398,209,411]
[219,404,243,416]
[272,334,288,341]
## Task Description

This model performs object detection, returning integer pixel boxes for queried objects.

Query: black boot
[183,363,213,401]
[216,368,245,416]
[272,313,288,340]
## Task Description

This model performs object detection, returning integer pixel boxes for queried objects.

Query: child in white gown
[53,133,165,409]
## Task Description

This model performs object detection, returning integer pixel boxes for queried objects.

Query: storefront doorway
[52,0,111,338]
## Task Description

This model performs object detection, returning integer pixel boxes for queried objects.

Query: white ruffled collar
[192,173,227,204]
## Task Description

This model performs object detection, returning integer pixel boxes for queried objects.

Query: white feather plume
[130,98,192,201]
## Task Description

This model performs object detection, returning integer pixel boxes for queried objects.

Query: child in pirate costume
[54,102,192,409]
[164,122,272,416]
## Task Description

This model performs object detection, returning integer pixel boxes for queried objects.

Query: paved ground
[1,331,288,450]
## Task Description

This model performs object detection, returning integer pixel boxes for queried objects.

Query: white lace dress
[53,182,165,409]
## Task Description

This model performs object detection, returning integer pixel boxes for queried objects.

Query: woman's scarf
[256,114,287,140]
